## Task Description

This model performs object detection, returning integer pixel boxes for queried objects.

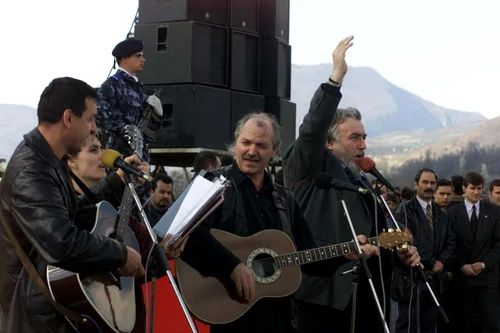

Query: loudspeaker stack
[135,0,295,154]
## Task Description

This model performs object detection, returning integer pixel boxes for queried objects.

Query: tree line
[385,142,500,188]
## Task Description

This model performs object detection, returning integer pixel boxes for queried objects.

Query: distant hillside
[371,116,500,171]
[291,64,486,137]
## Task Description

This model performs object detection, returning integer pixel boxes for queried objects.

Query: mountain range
[0,65,492,164]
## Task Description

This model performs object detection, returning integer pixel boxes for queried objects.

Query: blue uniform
[96,69,161,203]
[96,69,161,162]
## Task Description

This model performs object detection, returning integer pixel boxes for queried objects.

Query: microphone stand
[340,264,361,333]
[338,191,391,333]
[373,186,449,325]
[124,174,199,333]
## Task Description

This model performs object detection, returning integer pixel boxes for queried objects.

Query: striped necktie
[426,203,433,229]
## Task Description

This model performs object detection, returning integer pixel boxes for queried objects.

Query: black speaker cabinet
[145,84,232,150]
[230,31,260,93]
[135,21,229,87]
[230,91,265,137]
[258,0,290,43]
[229,0,259,33]
[138,0,229,26]
[259,39,291,99]
[265,97,296,152]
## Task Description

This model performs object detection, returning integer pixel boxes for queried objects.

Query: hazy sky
[1,0,499,119]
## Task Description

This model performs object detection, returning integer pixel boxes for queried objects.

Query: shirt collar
[118,67,139,82]
[341,162,364,181]
[464,199,480,213]
[416,195,432,212]
[230,164,273,191]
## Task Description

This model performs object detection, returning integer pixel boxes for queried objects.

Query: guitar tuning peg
[388,228,394,233]
[383,228,386,232]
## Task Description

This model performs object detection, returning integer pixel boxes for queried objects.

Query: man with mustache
[145,173,174,228]
[392,168,455,333]
[180,111,352,333]
[281,35,421,333]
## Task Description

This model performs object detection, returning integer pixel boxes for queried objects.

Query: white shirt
[464,200,480,222]
[416,196,432,216]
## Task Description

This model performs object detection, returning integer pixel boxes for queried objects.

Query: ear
[413,181,418,191]
[462,185,467,194]
[62,109,73,128]
[67,156,78,170]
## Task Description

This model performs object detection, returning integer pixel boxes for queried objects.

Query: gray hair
[227,111,282,161]
[326,107,362,143]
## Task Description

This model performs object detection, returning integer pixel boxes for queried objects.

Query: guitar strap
[271,184,294,244]
[70,169,100,205]
[0,201,90,326]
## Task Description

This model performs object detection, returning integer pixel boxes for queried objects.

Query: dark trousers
[395,292,438,333]
[296,297,390,333]
[458,286,500,333]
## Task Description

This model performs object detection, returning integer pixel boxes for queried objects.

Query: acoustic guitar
[175,228,412,325]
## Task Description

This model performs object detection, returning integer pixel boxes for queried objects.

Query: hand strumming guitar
[231,263,255,302]
[121,246,146,277]
[116,154,150,186]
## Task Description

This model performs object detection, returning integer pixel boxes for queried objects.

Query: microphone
[359,157,397,193]
[101,149,153,182]
[315,173,368,194]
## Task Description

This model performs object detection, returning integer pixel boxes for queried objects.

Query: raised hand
[330,35,354,83]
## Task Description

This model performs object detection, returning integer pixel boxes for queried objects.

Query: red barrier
[142,260,210,333]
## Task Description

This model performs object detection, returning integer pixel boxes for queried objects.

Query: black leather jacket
[0,128,128,333]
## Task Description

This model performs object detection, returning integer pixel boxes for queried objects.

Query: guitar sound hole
[251,253,276,278]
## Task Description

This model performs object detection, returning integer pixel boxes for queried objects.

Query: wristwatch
[327,77,342,88]
[481,262,486,271]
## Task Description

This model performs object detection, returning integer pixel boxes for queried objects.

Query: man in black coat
[447,171,500,333]
[0,77,179,333]
[282,36,421,333]
[181,112,356,333]
[393,168,456,333]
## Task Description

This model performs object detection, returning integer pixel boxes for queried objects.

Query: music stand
[124,174,199,333]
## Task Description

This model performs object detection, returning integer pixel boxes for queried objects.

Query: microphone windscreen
[359,157,376,173]
[315,173,334,190]
[101,149,122,169]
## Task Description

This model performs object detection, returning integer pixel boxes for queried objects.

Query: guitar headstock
[378,228,414,251]
[123,125,144,160]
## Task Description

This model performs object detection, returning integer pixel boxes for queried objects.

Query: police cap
[112,39,144,58]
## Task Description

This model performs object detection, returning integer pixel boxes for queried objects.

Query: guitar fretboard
[115,176,137,243]
[275,237,378,268]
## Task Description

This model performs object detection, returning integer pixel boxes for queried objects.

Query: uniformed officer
[96,38,163,163]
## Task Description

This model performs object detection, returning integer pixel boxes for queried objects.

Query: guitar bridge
[105,270,123,290]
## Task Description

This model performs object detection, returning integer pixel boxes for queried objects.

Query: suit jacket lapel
[457,202,475,245]
[472,201,491,255]
[414,197,435,246]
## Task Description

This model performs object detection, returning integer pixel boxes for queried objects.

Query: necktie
[426,203,433,229]
[470,205,479,238]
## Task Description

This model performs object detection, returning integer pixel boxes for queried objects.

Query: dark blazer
[0,128,128,333]
[395,196,455,270]
[392,196,455,301]
[447,200,500,287]
[282,83,393,311]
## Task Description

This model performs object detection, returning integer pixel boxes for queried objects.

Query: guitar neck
[275,236,379,269]
[115,176,138,243]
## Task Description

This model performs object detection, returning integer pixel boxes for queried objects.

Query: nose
[90,120,97,133]
[247,144,257,156]
[358,139,367,150]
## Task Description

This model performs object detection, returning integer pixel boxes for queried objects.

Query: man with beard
[393,168,455,333]
[145,173,174,227]
[0,77,147,333]
[180,112,356,333]
[281,35,421,333]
